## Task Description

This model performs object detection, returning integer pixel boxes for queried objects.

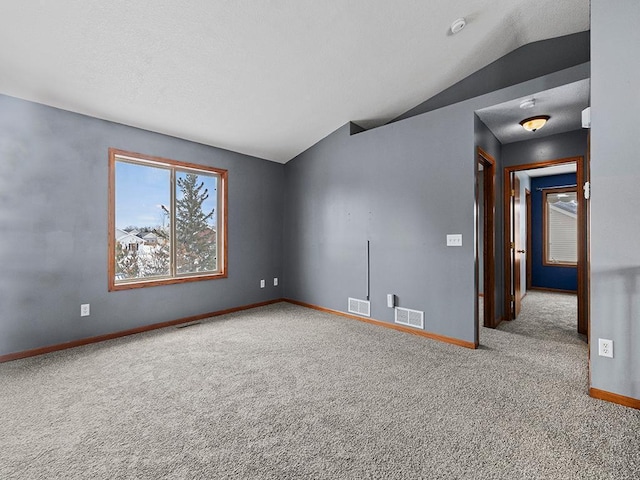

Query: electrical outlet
[598,338,613,358]
[260,279,265,288]
[273,277,278,286]
[80,304,90,317]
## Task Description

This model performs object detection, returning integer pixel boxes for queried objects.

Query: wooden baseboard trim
[529,286,577,295]
[589,388,640,410]
[285,299,477,349]
[0,299,284,363]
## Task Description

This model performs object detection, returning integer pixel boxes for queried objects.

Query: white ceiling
[476,80,590,144]
[0,1,589,163]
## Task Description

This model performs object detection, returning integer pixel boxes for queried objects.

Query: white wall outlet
[446,234,463,247]
[260,279,265,288]
[273,277,278,286]
[80,304,90,317]
[598,338,613,358]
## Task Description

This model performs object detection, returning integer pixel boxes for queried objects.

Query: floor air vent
[348,298,371,317]
[395,307,424,329]
[176,321,201,329]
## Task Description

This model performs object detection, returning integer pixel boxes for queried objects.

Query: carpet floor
[1,291,639,479]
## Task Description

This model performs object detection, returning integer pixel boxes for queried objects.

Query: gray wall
[502,130,588,169]
[393,31,590,123]
[284,117,478,343]
[590,0,640,399]
[0,94,284,357]
[283,64,589,345]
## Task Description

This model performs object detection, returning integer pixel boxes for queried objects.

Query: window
[108,148,227,290]
[543,187,577,266]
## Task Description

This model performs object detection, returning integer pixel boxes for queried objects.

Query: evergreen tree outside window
[175,172,217,274]
[108,149,227,290]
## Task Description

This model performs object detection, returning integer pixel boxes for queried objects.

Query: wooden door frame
[502,156,588,337]
[513,175,522,317]
[477,148,496,330]
[525,189,532,290]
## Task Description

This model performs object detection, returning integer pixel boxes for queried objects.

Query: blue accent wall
[530,173,577,291]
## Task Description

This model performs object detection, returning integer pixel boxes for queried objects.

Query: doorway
[526,189,532,290]
[503,156,589,338]
[476,148,496,334]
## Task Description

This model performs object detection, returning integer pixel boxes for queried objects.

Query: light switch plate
[387,294,396,308]
[447,234,463,247]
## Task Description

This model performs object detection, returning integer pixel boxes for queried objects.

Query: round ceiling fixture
[519,99,536,109]
[450,18,466,35]
[520,115,550,132]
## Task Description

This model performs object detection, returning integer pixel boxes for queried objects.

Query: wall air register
[395,307,424,329]
[348,297,371,317]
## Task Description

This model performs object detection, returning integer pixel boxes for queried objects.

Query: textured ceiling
[476,79,590,144]
[0,1,589,163]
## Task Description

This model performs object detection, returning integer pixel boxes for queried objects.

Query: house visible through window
[108,149,227,290]
[543,187,577,266]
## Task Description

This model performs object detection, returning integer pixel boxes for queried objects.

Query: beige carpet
[1,292,639,479]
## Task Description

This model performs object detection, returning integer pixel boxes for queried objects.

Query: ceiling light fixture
[520,115,550,132]
[450,18,466,34]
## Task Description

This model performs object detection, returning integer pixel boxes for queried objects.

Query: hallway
[498,290,585,345]
[484,290,588,401]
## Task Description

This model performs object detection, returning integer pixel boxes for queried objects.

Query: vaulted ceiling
[0,1,589,163]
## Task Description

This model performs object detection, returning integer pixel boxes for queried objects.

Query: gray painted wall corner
[0,94,285,356]
[283,54,593,347]
[284,104,479,344]
[393,31,590,123]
